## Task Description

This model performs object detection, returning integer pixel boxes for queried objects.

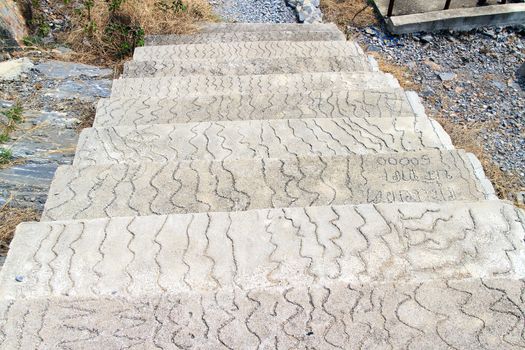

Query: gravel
[209,0,297,23]
[354,25,525,188]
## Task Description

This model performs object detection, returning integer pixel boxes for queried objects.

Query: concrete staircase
[1,23,525,349]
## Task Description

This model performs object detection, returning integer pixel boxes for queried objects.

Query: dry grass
[435,117,523,206]
[0,202,40,255]
[58,0,217,65]
[321,0,378,29]
[369,53,420,91]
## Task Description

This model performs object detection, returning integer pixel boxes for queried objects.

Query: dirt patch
[369,52,420,91]
[321,0,378,29]
[0,202,40,256]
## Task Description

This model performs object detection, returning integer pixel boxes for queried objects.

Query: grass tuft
[0,148,13,165]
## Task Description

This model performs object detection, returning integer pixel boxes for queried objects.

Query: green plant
[1,102,23,133]
[0,148,13,165]
[155,0,187,13]
[22,35,42,46]
[0,102,24,142]
[104,17,145,57]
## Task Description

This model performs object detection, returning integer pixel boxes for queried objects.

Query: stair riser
[42,151,491,221]
[74,117,453,166]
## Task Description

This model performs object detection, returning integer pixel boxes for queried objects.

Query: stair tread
[1,277,525,348]
[144,30,346,45]
[42,150,492,221]
[122,55,375,78]
[94,89,420,127]
[133,40,364,61]
[196,22,341,33]
[110,72,400,98]
[75,117,453,166]
[3,200,525,300]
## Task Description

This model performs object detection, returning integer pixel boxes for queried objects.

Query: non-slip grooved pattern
[123,56,373,78]
[42,151,489,221]
[94,89,417,127]
[75,117,452,166]
[1,278,524,349]
[133,41,362,61]
[3,201,524,299]
[111,72,399,98]
[144,30,346,45]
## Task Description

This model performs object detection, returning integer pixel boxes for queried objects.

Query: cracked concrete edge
[367,55,379,72]
[466,152,498,200]
[383,72,401,88]
[405,90,428,118]
[429,118,454,150]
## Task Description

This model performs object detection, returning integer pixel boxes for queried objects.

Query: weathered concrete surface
[42,150,492,221]
[196,22,340,33]
[123,56,375,78]
[111,72,400,98]
[133,41,363,61]
[377,1,525,34]
[145,30,346,45]
[3,201,525,299]
[95,89,418,127]
[1,278,525,349]
[75,117,453,166]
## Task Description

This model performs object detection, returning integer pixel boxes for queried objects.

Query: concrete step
[42,150,494,221]
[196,22,342,33]
[122,55,376,78]
[4,201,525,299]
[94,89,421,127]
[75,117,453,166]
[1,277,525,348]
[133,40,364,61]
[110,72,400,98]
[2,200,524,300]
[144,30,346,46]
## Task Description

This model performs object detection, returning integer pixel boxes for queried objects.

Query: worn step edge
[1,277,524,348]
[132,40,365,61]
[110,72,401,98]
[73,116,454,166]
[122,55,376,78]
[144,30,347,45]
[2,200,524,300]
[94,88,417,127]
[41,150,493,221]
[196,22,342,33]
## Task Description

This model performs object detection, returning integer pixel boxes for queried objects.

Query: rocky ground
[0,52,112,210]
[353,25,525,195]
[209,0,296,23]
